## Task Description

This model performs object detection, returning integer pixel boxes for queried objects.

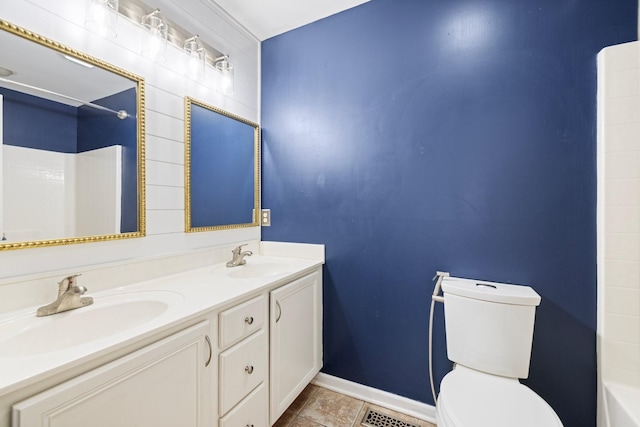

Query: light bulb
[215,56,234,95]
[184,36,205,81]
[222,70,232,93]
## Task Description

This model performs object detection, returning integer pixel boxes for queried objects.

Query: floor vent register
[361,408,419,427]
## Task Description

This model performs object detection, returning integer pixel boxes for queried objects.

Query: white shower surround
[2,145,122,241]
[597,40,640,427]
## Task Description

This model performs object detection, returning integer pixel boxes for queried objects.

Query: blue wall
[261,1,637,426]
[1,87,77,152]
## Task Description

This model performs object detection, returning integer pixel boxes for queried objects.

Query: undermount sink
[227,263,292,279]
[0,291,183,357]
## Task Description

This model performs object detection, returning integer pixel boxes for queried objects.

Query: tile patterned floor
[274,385,436,427]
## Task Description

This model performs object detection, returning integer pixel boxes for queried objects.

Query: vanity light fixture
[215,55,234,95]
[184,35,205,81]
[140,9,168,62]
[84,0,119,38]
[82,0,238,93]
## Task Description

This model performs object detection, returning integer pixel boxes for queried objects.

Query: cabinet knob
[245,316,254,325]
[246,424,254,427]
[245,365,254,374]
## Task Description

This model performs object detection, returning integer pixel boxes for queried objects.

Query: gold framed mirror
[185,97,259,232]
[0,20,146,251]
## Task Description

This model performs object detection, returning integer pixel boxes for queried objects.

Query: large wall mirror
[0,20,145,251]
[185,97,259,232]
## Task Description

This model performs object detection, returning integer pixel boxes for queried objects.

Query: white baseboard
[311,373,436,424]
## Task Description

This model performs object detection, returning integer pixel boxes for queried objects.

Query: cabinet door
[12,321,212,427]
[270,271,322,424]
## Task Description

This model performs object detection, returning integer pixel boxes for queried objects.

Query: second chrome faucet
[226,244,253,267]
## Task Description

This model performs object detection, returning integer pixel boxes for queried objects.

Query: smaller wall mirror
[185,97,259,232]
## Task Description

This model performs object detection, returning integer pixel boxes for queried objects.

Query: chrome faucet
[226,244,253,267]
[36,274,93,317]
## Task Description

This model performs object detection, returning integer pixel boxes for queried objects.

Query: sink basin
[0,291,183,357]
[225,263,292,279]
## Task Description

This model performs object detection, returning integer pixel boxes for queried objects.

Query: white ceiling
[0,30,135,107]
[211,0,371,41]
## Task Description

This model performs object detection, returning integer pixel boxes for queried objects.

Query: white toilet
[435,277,563,427]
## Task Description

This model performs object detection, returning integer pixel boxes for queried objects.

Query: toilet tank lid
[441,277,541,306]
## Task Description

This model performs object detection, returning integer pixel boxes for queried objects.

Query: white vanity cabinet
[12,321,213,427]
[6,263,323,427]
[269,271,322,424]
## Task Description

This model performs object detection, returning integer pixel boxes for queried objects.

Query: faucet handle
[232,244,247,254]
[58,274,82,294]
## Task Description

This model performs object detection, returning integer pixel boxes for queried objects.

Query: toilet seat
[436,366,563,427]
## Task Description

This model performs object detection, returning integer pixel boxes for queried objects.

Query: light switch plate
[261,209,271,226]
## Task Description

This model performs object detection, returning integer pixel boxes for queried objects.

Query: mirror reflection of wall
[185,97,259,231]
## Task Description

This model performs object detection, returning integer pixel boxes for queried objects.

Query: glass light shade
[184,36,205,81]
[216,56,234,95]
[140,10,168,62]
[85,0,119,38]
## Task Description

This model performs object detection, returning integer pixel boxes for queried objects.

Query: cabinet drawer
[220,383,268,427]
[219,329,267,415]
[219,295,265,348]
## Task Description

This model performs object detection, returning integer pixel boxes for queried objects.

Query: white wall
[0,0,261,280]
[597,41,640,388]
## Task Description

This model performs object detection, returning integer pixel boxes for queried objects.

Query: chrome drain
[361,408,419,427]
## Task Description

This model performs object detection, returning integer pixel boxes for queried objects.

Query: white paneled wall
[0,0,261,280]
[598,41,640,388]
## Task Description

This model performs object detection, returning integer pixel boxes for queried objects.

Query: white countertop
[0,254,323,397]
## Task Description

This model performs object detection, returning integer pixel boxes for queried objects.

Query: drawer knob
[246,424,254,427]
[245,316,254,325]
[245,365,254,374]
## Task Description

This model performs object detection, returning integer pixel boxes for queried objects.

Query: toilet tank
[441,277,541,379]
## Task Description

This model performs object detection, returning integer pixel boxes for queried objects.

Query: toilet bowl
[435,277,563,427]
[435,365,563,427]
